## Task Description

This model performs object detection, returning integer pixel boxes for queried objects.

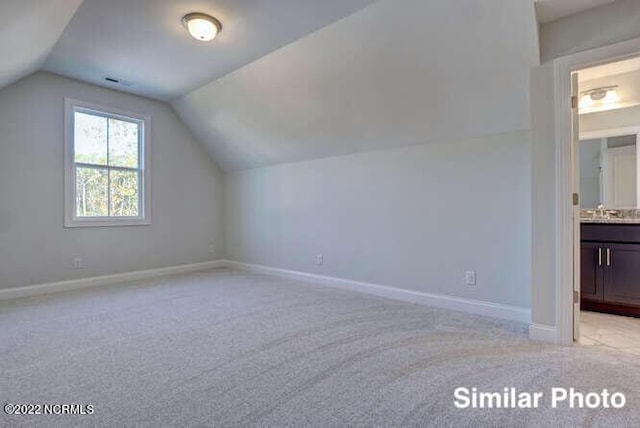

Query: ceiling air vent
[105,76,133,86]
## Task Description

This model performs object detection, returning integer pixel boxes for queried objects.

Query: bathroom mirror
[579,133,640,209]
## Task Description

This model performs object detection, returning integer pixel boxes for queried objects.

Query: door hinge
[573,193,579,206]
[574,290,580,304]
[571,95,578,109]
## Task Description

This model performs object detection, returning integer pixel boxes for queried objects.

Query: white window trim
[64,98,151,227]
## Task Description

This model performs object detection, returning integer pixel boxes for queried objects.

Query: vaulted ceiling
[0,0,83,89]
[42,0,377,101]
[0,0,629,171]
[172,0,540,170]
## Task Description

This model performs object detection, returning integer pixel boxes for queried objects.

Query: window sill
[64,218,151,228]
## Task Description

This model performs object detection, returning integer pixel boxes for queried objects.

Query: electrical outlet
[208,243,215,254]
[465,271,476,285]
[316,254,324,265]
[73,256,84,269]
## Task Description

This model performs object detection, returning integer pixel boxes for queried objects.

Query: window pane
[76,167,108,217]
[74,112,107,165]
[109,118,139,168]
[110,170,139,217]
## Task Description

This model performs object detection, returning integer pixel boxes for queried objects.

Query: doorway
[572,57,640,354]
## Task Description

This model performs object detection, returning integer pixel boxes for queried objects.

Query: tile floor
[579,310,640,355]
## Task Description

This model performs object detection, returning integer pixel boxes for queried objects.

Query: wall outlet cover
[465,270,476,285]
[73,256,84,269]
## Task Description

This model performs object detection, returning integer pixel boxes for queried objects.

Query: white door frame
[574,127,640,342]
[553,38,640,346]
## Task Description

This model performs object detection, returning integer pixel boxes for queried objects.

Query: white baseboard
[0,260,226,301]
[223,260,531,324]
[1,258,538,332]
[528,323,558,344]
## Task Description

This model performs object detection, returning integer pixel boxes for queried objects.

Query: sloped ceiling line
[42,0,378,101]
[0,0,83,90]
[2,0,621,173]
[172,0,540,172]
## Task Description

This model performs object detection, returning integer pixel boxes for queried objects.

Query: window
[64,98,150,227]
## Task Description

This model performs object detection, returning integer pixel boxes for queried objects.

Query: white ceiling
[579,56,640,82]
[42,0,377,101]
[535,0,617,23]
[6,0,616,173]
[0,0,82,90]
[173,0,539,171]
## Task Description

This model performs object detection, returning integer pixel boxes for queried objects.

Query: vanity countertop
[581,218,640,224]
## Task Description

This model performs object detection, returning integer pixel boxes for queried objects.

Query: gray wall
[539,0,640,63]
[225,131,531,310]
[530,62,556,327]
[207,0,537,318]
[0,72,225,289]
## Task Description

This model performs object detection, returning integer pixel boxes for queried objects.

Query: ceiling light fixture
[182,13,222,42]
[579,85,619,109]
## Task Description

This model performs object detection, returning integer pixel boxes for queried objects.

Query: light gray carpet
[1,268,639,427]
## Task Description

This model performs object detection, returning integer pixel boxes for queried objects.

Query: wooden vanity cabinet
[604,243,640,307]
[580,242,603,301]
[581,224,640,317]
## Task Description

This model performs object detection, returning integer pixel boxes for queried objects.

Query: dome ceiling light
[182,13,222,42]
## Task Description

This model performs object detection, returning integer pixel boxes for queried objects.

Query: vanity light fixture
[182,13,222,42]
[579,86,619,109]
